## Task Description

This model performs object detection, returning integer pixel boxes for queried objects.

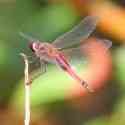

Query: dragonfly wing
[61,47,87,70]
[101,39,112,49]
[62,47,83,60]
[19,32,37,41]
[53,16,98,49]
[19,32,46,43]
[82,39,112,52]
[61,39,112,65]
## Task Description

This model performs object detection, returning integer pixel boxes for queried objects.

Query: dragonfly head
[29,41,40,52]
[28,41,34,52]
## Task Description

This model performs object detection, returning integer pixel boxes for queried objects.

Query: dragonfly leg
[31,60,47,81]
[40,60,47,74]
[26,55,39,64]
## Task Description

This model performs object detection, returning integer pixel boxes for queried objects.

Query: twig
[20,53,31,125]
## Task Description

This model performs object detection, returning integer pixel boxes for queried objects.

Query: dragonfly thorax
[29,41,58,58]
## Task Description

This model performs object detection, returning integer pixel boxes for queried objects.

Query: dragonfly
[20,16,112,92]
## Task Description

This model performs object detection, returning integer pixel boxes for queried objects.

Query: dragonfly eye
[28,41,34,52]
[29,41,38,52]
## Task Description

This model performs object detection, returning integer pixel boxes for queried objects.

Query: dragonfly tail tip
[81,81,94,93]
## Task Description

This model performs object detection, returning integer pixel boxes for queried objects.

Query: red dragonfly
[20,16,112,92]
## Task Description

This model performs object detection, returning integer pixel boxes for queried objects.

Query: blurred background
[0,0,125,124]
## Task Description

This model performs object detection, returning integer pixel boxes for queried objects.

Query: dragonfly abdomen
[56,53,93,92]
[56,53,82,81]
[55,53,70,70]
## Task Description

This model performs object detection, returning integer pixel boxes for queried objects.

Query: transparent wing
[81,39,112,52]
[62,47,84,61]
[19,32,45,43]
[53,16,98,49]
[61,39,112,65]
[59,47,85,73]
[19,32,37,41]
[101,39,112,50]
